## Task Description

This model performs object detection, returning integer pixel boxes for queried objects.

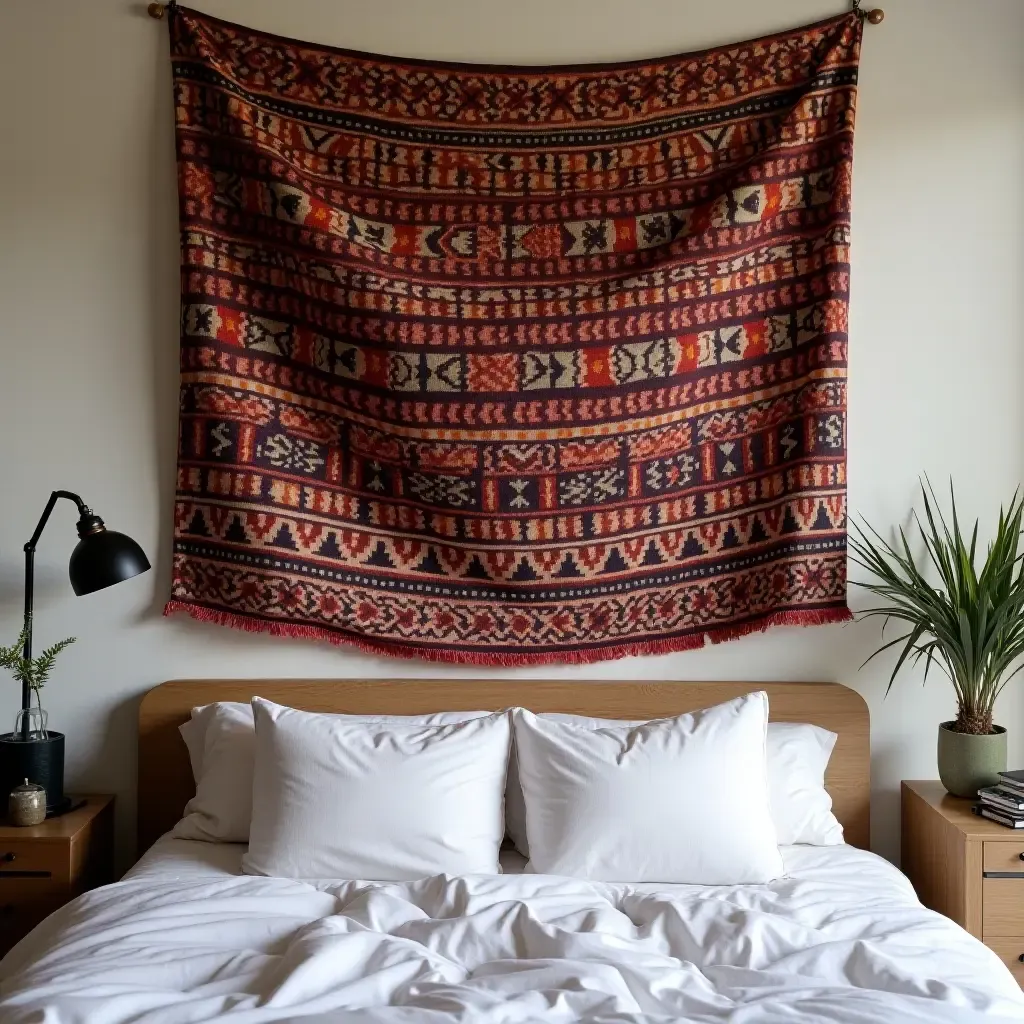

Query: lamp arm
[20,491,89,724]
[25,491,88,553]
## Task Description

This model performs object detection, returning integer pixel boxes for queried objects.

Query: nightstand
[0,794,114,957]
[902,780,1024,987]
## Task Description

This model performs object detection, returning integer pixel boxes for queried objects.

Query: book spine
[993,785,1024,801]
[980,808,1024,828]
[981,794,1024,812]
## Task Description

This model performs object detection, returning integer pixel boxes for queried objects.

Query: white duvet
[1,840,1022,1023]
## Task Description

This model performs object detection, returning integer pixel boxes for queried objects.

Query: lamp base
[0,730,65,810]
[45,795,84,819]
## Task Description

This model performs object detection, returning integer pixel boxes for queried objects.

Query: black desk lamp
[2,490,150,812]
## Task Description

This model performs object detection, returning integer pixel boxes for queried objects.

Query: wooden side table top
[902,780,1021,838]
[0,794,113,838]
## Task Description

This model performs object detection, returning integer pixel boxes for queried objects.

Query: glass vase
[13,706,48,742]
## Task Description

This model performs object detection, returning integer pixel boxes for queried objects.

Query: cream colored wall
[0,0,1021,871]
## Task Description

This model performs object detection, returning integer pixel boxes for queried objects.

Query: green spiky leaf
[851,480,1024,733]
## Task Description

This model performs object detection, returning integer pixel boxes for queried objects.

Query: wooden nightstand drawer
[985,842,1024,875]
[0,840,71,879]
[0,875,65,915]
[0,877,68,956]
[0,898,55,948]
[985,938,1024,985]
[983,878,1024,936]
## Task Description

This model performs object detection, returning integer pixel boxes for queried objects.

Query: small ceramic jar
[8,778,46,827]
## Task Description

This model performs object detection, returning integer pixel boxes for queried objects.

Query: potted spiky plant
[0,622,75,812]
[851,481,1024,797]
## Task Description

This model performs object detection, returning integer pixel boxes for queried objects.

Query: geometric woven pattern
[165,6,859,663]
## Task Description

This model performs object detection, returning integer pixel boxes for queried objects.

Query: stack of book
[975,770,1024,828]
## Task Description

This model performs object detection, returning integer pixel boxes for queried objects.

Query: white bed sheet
[1,835,1022,1023]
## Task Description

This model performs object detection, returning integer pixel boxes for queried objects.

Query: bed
[0,679,1021,1023]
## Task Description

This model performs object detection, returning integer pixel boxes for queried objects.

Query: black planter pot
[0,731,65,811]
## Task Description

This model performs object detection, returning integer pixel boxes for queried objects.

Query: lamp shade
[69,529,151,596]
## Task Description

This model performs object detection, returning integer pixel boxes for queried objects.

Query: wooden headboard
[137,679,870,854]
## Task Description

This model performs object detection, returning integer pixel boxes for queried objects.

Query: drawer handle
[0,853,13,864]
[1018,853,1024,862]
[1019,954,1024,963]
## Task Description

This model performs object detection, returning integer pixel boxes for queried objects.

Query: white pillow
[766,722,843,846]
[175,701,254,842]
[513,693,784,884]
[505,716,842,855]
[242,699,512,880]
[174,700,491,843]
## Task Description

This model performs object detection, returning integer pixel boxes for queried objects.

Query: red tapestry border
[165,601,852,666]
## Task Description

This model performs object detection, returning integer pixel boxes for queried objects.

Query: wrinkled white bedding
[1,838,1022,1023]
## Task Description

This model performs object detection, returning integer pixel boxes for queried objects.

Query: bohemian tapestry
[165,6,859,664]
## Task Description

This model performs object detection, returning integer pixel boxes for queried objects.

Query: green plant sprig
[0,622,76,696]
[850,478,1024,735]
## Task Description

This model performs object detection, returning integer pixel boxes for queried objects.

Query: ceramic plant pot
[937,722,1007,798]
[0,730,65,811]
